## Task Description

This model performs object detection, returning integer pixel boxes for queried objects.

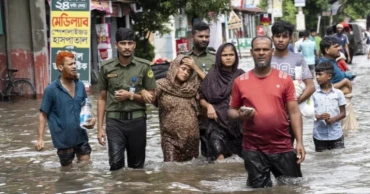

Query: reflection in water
[0,56,369,193]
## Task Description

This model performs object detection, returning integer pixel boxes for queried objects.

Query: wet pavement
[0,55,369,193]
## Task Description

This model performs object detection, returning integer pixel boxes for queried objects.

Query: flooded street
[0,55,370,193]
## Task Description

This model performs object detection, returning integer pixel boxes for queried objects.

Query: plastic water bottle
[80,98,92,129]
[129,77,136,93]
[202,63,208,74]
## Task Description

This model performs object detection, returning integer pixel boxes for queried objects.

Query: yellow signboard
[50,11,90,48]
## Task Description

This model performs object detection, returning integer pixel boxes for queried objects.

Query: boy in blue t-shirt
[313,61,346,152]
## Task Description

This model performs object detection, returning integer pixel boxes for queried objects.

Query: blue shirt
[40,77,88,149]
[288,43,294,53]
[299,40,317,65]
[331,33,349,53]
[313,85,346,140]
[318,57,352,83]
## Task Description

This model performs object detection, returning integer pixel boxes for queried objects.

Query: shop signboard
[50,0,91,86]
[96,23,113,63]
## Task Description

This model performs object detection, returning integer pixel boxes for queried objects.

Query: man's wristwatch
[129,92,134,100]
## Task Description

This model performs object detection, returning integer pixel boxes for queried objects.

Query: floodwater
[0,55,369,194]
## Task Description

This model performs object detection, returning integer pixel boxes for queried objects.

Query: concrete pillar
[8,0,33,81]
[29,0,49,94]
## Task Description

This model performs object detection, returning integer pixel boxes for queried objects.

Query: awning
[233,6,264,13]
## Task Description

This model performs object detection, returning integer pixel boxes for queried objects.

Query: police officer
[187,21,216,74]
[187,21,216,158]
[97,28,156,171]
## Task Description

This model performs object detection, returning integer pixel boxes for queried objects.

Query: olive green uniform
[98,56,156,170]
[187,48,216,73]
[187,47,216,157]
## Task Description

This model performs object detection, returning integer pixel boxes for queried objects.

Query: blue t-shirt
[331,33,349,53]
[299,40,317,65]
[40,77,89,149]
[318,57,352,84]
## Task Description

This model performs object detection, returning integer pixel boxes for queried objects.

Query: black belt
[106,110,145,120]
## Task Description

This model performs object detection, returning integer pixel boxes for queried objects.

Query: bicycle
[0,68,36,101]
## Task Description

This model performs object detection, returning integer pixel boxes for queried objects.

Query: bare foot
[217,154,224,161]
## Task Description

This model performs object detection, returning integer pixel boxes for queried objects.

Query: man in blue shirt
[313,61,346,152]
[319,36,353,95]
[35,51,96,167]
[299,31,318,76]
[332,24,351,63]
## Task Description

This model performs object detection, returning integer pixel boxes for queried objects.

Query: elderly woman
[154,55,204,162]
[199,43,245,161]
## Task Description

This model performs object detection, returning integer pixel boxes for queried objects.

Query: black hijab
[200,43,245,129]
[201,43,244,103]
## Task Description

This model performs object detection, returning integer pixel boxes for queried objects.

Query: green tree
[337,0,370,21]
[133,0,230,61]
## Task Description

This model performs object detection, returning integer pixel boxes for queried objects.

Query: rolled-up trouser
[106,117,147,171]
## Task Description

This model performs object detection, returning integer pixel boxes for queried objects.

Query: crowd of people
[34,20,360,188]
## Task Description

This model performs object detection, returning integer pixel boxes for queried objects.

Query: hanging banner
[174,14,188,38]
[273,0,283,17]
[91,0,112,13]
[50,0,91,86]
[96,23,112,62]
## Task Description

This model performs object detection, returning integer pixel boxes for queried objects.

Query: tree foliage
[338,0,370,21]
[132,0,230,61]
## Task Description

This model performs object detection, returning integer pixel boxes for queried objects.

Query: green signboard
[50,0,91,86]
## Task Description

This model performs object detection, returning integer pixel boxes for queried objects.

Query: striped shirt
[40,77,88,149]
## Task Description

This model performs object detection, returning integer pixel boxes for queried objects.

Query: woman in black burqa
[199,43,245,161]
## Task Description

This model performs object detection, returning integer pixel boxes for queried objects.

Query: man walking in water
[35,51,96,167]
[229,36,305,188]
[270,20,315,143]
[97,28,157,170]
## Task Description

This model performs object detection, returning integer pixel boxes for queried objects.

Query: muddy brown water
[0,55,369,193]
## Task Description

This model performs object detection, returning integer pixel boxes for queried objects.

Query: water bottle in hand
[129,77,136,93]
[80,98,92,129]
[202,63,208,74]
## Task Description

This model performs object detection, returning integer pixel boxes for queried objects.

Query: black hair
[251,36,273,49]
[303,30,310,37]
[192,21,210,35]
[298,31,305,38]
[271,20,294,36]
[315,60,334,75]
[116,28,135,42]
[320,36,340,55]
[310,28,317,33]
[326,27,333,35]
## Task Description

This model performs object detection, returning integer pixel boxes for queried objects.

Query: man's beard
[62,71,78,80]
[194,41,209,50]
[256,62,268,68]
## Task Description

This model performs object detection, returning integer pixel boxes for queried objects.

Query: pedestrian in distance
[35,51,96,168]
[299,30,319,76]
[97,28,156,171]
[228,36,305,188]
[313,61,346,152]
